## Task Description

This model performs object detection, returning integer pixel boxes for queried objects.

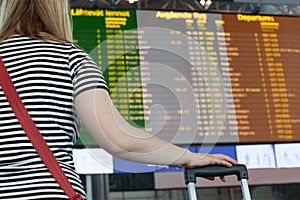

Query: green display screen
[72,10,144,146]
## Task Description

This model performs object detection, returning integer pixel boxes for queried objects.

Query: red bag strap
[0,57,84,200]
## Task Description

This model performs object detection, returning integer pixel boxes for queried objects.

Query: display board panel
[71,9,300,146]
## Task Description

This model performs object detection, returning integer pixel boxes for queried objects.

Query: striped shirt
[0,35,108,199]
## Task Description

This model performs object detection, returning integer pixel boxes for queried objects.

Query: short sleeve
[69,44,109,97]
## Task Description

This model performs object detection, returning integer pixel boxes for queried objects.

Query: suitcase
[184,164,251,200]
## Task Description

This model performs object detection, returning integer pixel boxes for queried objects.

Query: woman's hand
[183,152,238,168]
[183,152,238,182]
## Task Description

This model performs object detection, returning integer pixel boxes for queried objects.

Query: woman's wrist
[181,150,194,168]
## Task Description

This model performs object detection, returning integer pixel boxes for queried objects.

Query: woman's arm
[74,88,237,168]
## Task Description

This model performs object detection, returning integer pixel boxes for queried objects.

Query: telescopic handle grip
[184,164,249,184]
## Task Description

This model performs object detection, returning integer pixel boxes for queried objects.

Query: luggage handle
[184,164,249,184]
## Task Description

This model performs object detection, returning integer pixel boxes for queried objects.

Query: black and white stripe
[0,35,108,199]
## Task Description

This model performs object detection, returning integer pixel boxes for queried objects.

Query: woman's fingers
[203,176,226,182]
[220,176,226,182]
[204,177,215,181]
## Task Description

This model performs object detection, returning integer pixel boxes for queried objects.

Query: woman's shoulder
[1,34,72,47]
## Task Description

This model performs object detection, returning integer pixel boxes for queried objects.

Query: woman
[0,0,237,199]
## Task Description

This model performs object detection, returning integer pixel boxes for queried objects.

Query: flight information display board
[71,9,300,145]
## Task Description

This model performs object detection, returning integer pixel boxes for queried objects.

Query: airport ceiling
[70,0,300,15]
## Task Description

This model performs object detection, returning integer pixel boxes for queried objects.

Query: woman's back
[0,35,107,199]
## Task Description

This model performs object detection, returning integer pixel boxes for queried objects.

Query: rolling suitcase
[184,164,251,200]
